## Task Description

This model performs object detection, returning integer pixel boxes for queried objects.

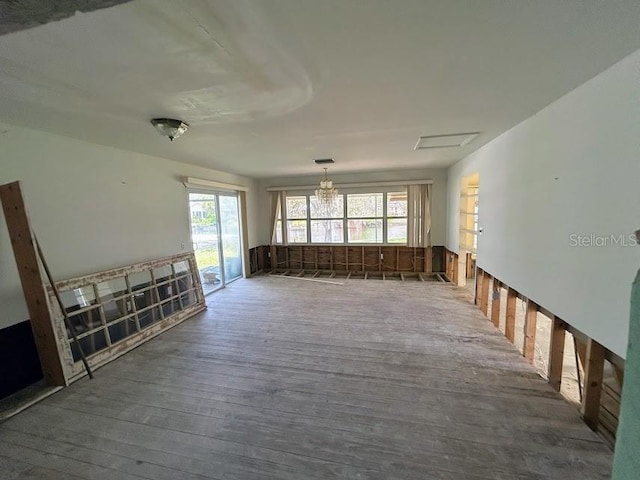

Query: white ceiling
[1,0,639,178]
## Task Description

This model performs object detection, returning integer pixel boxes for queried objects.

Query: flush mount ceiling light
[414,132,480,150]
[150,118,189,141]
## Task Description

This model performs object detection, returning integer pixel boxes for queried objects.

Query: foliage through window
[281,191,407,244]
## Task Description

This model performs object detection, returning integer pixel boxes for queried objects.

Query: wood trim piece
[490,279,501,328]
[266,179,433,191]
[0,181,67,387]
[548,316,566,392]
[581,339,606,431]
[505,287,517,343]
[523,299,538,363]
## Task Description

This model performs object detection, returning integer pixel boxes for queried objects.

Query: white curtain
[270,191,287,245]
[407,184,431,247]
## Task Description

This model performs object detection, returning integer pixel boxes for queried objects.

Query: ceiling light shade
[150,118,189,141]
[315,167,338,209]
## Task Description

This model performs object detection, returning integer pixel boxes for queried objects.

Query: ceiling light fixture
[315,167,338,209]
[150,118,189,141]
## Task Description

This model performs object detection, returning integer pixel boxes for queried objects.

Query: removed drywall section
[446,48,640,357]
[0,122,259,330]
[257,168,448,246]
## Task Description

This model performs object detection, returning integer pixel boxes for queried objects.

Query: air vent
[314,158,334,165]
[414,133,480,150]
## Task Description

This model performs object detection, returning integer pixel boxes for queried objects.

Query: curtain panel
[407,184,431,247]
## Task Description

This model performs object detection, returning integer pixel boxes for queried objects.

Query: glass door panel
[189,193,223,295]
[219,195,243,283]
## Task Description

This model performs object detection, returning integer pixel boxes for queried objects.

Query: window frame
[281,190,407,245]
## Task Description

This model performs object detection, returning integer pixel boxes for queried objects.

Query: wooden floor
[0,276,613,479]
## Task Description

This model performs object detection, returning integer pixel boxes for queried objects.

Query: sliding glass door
[189,192,242,295]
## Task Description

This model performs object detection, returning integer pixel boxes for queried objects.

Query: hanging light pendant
[150,118,189,141]
[315,167,338,207]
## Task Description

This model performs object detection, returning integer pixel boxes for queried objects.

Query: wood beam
[452,253,459,285]
[480,271,490,316]
[548,316,566,392]
[505,287,517,343]
[475,268,483,306]
[523,299,538,363]
[581,339,606,431]
[0,181,67,386]
[490,279,501,328]
[270,245,278,270]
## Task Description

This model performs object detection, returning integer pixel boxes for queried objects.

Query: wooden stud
[257,246,264,272]
[581,338,606,431]
[452,253,459,285]
[424,247,432,273]
[490,279,501,328]
[345,246,348,270]
[523,299,538,363]
[270,245,278,269]
[329,246,333,270]
[548,316,566,392]
[0,181,67,386]
[475,268,483,305]
[480,271,490,316]
[505,287,517,343]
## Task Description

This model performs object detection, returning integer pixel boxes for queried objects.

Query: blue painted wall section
[612,269,640,479]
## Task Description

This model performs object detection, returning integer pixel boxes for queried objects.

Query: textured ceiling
[1,0,639,178]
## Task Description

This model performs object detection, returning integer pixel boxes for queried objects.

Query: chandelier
[315,168,338,207]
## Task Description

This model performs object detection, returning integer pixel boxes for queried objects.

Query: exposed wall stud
[505,287,517,343]
[523,299,538,363]
[480,271,490,316]
[581,339,606,431]
[491,279,501,328]
[548,316,566,392]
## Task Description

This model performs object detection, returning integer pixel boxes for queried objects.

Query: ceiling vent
[414,132,480,150]
[314,158,334,165]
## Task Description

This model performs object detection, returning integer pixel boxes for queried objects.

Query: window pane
[310,195,344,218]
[347,194,383,218]
[310,220,344,243]
[387,191,407,217]
[286,196,308,219]
[387,218,407,243]
[347,219,383,243]
[287,220,307,243]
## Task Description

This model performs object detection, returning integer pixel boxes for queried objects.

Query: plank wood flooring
[0,276,613,479]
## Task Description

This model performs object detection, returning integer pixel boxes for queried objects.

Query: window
[310,195,344,243]
[286,196,308,243]
[280,190,407,245]
[346,193,383,243]
[386,191,407,243]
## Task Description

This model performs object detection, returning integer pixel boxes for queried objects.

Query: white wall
[0,123,259,329]
[446,49,640,358]
[256,168,448,246]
